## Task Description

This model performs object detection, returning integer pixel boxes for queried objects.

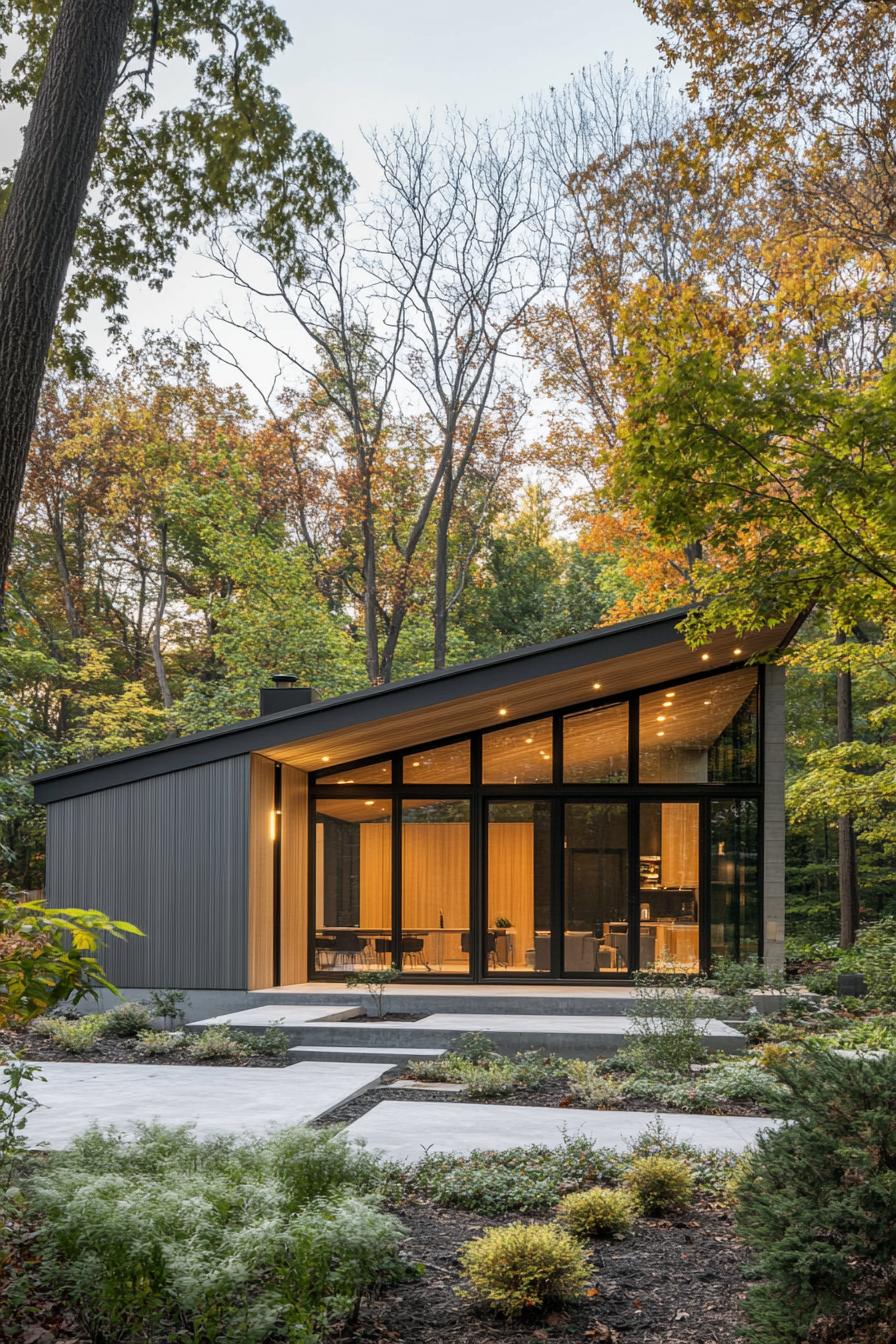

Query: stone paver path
[23,1060,389,1149]
[346,1099,779,1162]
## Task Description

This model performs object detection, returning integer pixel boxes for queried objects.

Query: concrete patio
[346,1099,779,1162]
[22,1060,391,1149]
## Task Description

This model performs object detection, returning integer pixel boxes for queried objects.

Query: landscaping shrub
[452,1031,497,1063]
[146,988,187,1028]
[97,1000,153,1038]
[413,1135,623,1214]
[248,1025,290,1057]
[849,917,896,1006]
[565,1059,626,1108]
[135,1029,185,1056]
[556,1186,635,1238]
[623,1155,694,1213]
[38,1015,103,1053]
[804,968,839,996]
[345,965,399,1018]
[185,1025,251,1061]
[735,1048,896,1344]
[407,1047,556,1096]
[459,1221,590,1318]
[26,1123,407,1343]
[620,974,706,1074]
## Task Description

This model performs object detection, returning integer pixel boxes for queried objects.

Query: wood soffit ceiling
[262,624,785,775]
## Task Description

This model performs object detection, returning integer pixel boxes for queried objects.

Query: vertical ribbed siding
[45,756,251,989]
[762,666,786,970]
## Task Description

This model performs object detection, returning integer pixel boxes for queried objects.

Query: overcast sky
[1,0,668,373]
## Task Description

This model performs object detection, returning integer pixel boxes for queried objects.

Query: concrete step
[207,1010,745,1060]
[248,989,644,1015]
[287,1044,447,1065]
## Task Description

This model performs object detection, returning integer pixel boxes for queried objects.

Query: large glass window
[639,802,700,973]
[313,799,392,972]
[639,668,758,784]
[487,801,552,974]
[401,800,470,973]
[563,702,629,783]
[482,717,553,784]
[403,740,470,784]
[563,803,629,973]
[710,799,759,965]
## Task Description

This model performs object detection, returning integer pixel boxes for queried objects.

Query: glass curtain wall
[308,666,763,979]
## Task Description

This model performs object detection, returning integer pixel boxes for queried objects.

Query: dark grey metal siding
[45,756,251,989]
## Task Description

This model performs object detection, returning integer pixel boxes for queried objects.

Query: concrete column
[762,665,786,970]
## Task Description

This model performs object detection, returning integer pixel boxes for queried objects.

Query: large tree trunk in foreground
[0,0,135,614]
[836,632,860,948]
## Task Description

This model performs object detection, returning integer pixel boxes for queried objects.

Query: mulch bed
[319,1078,771,1128]
[0,1198,749,1344]
[356,1198,748,1344]
[0,1029,294,1068]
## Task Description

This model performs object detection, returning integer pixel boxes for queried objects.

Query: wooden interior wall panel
[280,764,308,985]
[360,823,391,927]
[248,754,276,989]
[486,821,535,967]
[661,802,700,888]
[402,822,469,933]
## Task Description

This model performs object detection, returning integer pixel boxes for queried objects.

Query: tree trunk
[836,633,860,947]
[151,522,173,710]
[0,0,135,613]
[433,453,455,670]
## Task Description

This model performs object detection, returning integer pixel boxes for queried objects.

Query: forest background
[2,0,895,944]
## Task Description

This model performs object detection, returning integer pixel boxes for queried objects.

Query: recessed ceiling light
[665,691,676,698]
[364,800,374,806]
[701,652,710,661]
[657,714,666,722]
[656,730,665,737]
[498,708,508,717]
[412,761,420,768]
[662,700,672,707]
[321,755,330,762]
[525,736,533,744]
[704,699,711,705]
[592,681,602,690]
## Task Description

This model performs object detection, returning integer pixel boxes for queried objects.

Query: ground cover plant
[3,1013,292,1069]
[18,1123,409,1344]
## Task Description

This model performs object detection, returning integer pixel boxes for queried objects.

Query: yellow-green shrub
[556,1186,635,1238]
[623,1155,694,1214]
[459,1221,590,1318]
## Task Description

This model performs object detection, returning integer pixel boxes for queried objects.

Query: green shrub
[247,1026,290,1057]
[452,1031,497,1063]
[412,1135,623,1215]
[26,1123,407,1343]
[623,1155,694,1214]
[564,1059,624,1108]
[28,1015,57,1038]
[621,974,707,1074]
[97,1001,153,1038]
[345,965,399,1018]
[147,988,186,1028]
[459,1221,590,1318]
[185,1026,250,1061]
[406,1048,556,1096]
[556,1186,635,1238]
[850,918,896,1006]
[41,1015,103,1053]
[804,969,838,996]
[711,955,783,995]
[135,1030,185,1056]
[735,1048,896,1344]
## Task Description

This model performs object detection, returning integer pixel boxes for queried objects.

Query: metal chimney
[259,674,320,716]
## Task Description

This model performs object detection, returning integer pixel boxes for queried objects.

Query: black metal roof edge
[37,601,784,805]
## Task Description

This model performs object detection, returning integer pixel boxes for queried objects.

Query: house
[32,607,794,997]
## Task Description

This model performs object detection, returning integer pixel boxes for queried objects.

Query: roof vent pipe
[259,675,320,717]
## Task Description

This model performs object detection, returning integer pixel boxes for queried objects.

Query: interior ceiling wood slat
[263,626,785,774]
